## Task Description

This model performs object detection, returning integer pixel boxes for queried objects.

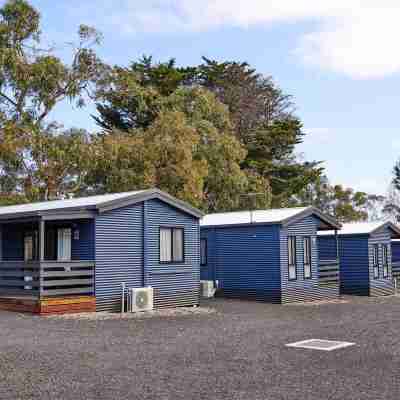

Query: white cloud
[100,0,400,79]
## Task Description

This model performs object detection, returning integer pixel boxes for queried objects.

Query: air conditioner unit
[130,287,154,312]
[201,280,216,298]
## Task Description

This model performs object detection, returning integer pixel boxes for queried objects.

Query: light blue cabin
[318,222,400,297]
[200,207,341,303]
[0,189,202,312]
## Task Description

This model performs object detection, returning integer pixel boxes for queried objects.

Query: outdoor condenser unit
[130,287,154,312]
[200,281,216,298]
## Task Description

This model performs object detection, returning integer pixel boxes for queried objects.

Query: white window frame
[159,227,184,263]
[24,235,34,262]
[200,238,207,266]
[288,236,297,281]
[372,244,379,279]
[57,228,72,261]
[383,244,389,278]
[303,237,312,279]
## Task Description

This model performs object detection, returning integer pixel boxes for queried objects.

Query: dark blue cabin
[0,189,202,312]
[200,207,341,303]
[318,222,400,297]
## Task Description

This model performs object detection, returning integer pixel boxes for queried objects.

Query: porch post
[39,218,45,261]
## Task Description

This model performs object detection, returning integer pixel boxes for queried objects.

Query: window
[288,236,297,280]
[57,228,72,261]
[372,244,379,279]
[24,235,34,261]
[383,244,389,278]
[200,239,207,265]
[303,237,312,279]
[24,231,38,261]
[159,227,184,263]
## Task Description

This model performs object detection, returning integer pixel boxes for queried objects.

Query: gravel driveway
[0,295,400,400]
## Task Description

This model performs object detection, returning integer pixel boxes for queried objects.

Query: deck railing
[319,259,340,285]
[0,261,95,298]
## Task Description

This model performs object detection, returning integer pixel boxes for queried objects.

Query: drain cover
[286,339,355,351]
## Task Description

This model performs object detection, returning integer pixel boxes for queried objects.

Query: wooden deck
[0,295,96,315]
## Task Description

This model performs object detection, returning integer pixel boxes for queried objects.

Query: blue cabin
[318,222,400,297]
[200,207,341,303]
[0,189,202,313]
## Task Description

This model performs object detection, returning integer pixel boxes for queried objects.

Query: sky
[21,1,400,195]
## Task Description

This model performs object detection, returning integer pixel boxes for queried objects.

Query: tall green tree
[296,175,380,222]
[0,0,102,203]
[94,56,321,209]
[90,85,269,212]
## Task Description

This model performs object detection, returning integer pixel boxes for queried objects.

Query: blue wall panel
[200,228,216,281]
[201,224,282,302]
[339,236,370,295]
[145,199,200,308]
[95,203,144,311]
[318,236,338,261]
[392,241,400,263]
[392,241,400,277]
[71,220,95,260]
[368,229,394,296]
[281,216,339,302]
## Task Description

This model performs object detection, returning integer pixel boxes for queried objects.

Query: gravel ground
[1,295,400,399]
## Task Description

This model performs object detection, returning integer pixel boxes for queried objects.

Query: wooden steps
[0,296,96,315]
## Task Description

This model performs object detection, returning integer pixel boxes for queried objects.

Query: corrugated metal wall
[281,216,339,303]
[318,236,337,260]
[368,229,395,296]
[95,203,144,311]
[392,241,400,278]
[201,224,282,302]
[337,236,370,295]
[145,199,200,308]
[200,228,216,281]
[71,220,95,261]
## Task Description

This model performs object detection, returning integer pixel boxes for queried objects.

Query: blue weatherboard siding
[201,214,340,303]
[318,236,337,260]
[202,224,281,302]
[321,227,395,297]
[392,241,400,277]
[339,236,370,295]
[392,241,400,263]
[200,228,216,281]
[95,198,200,311]
[145,199,200,308]
[281,216,339,303]
[71,220,95,260]
[95,203,144,311]
[368,229,394,296]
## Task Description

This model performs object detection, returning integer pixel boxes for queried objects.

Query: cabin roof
[0,189,203,220]
[319,221,400,238]
[200,206,340,230]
